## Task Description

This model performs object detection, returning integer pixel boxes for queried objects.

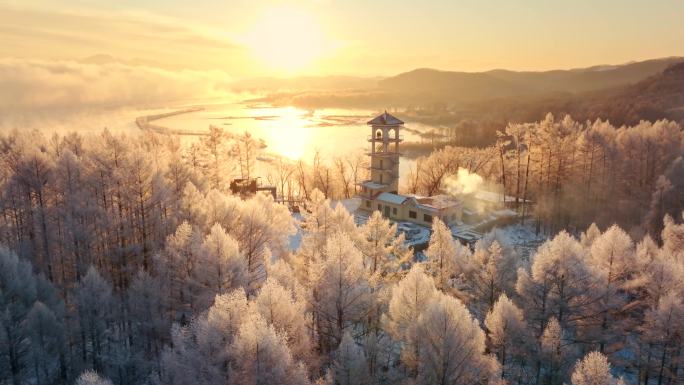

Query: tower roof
[367,111,404,126]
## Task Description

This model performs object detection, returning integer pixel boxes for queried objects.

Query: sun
[241,7,330,74]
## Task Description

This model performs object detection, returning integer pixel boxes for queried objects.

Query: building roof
[360,180,387,189]
[367,111,404,126]
[473,190,532,204]
[377,192,408,205]
[415,195,461,210]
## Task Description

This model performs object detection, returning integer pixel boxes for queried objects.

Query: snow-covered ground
[484,222,547,260]
[288,198,546,259]
[288,212,304,251]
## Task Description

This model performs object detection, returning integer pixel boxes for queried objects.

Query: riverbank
[135,107,205,135]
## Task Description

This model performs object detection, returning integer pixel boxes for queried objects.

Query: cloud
[0,58,236,131]
[0,58,232,109]
[0,4,249,72]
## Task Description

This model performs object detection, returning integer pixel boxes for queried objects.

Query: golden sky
[1,0,683,78]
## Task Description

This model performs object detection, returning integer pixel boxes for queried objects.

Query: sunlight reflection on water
[157,103,425,176]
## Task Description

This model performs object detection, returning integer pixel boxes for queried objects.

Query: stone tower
[362,111,403,196]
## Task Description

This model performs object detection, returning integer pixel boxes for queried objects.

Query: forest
[0,122,682,385]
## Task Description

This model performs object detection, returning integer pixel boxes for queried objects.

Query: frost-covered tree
[296,190,357,284]
[25,301,66,384]
[197,126,234,191]
[587,225,635,353]
[313,233,370,353]
[540,317,577,385]
[332,332,369,385]
[384,264,438,374]
[571,351,618,385]
[231,192,295,290]
[661,212,684,261]
[425,217,463,291]
[229,313,311,385]
[517,231,600,338]
[158,289,251,385]
[485,294,530,382]
[127,270,169,371]
[197,223,247,308]
[74,266,114,372]
[358,211,411,279]
[155,221,203,323]
[469,240,519,318]
[254,278,314,367]
[580,223,602,248]
[75,370,113,385]
[0,246,66,385]
[416,293,499,384]
[639,292,684,385]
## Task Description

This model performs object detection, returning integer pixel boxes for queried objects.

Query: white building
[357,112,462,226]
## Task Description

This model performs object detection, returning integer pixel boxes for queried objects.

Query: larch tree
[74,266,114,373]
[587,225,635,353]
[75,370,113,385]
[332,331,369,385]
[358,210,409,279]
[425,217,460,291]
[158,289,251,385]
[228,313,311,385]
[25,301,67,384]
[197,223,247,309]
[540,317,577,385]
[313,232,370,353]
[639,292,684,385]
[197,126,234,191]
[571,351,619,385]
[254,278,315,368]
[232,193,295,291]
[127,270,169,371]
[384,264,439,375]
[468,240,519,319]
[484,294,530,383]
[155,221,203,323]
[416,293,499,385]
[527,231,599,330]
[0,246,65,385]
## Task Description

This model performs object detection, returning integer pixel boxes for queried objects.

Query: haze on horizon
[1,0,684,78]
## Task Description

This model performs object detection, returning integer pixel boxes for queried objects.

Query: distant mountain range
[248,57,684,147]
[378,57,684,103]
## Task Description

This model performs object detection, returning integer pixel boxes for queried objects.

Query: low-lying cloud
[0,58,232,110]
[0,58,236,131]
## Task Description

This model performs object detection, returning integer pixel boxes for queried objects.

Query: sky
[1,0,683,78]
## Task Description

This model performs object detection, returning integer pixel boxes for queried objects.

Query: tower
[359,111,403,205]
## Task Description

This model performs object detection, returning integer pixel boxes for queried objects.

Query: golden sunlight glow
[241,7,331,73]
[262,107,311,160]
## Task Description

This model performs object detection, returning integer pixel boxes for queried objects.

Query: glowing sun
[242,7,331,73]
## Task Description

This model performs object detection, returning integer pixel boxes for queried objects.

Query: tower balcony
[367,135,404,142]
[367,166,396,172]
[367,151,401,157]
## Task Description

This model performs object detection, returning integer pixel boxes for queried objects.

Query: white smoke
[442,167,484,195]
